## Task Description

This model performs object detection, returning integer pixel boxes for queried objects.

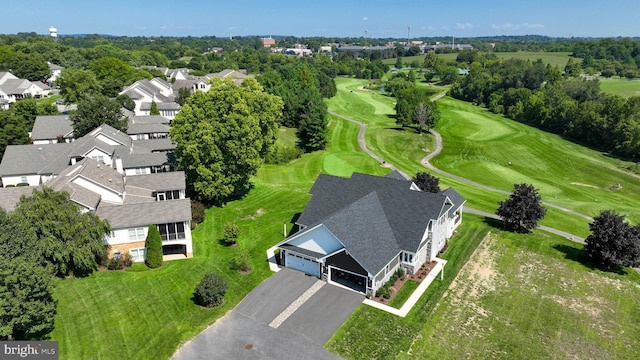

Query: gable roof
[31,115,73,140]
[125,171,185,192]
[0,186,38,212]
[96,198,191,229]
[0,143,72,176]
[293,172,464,274]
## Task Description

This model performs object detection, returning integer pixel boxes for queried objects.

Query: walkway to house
[363,258,447,317]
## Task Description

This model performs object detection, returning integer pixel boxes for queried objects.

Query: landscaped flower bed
[370,261,438,305]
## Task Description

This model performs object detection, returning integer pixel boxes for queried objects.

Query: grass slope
[400,229,640,359]
[50,116,388,360]
[382,52,575,68]
[599,77,640,97]
[326,215,491,359]
[433,96,640,226]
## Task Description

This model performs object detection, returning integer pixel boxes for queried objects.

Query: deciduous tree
[71,94,128,137]
[412,172,441,193]
[496,183,547,233]
[13,187,111,277]
[193,272,228,308]
[0,256,57,340]
[57,68,102,104]
[170,78,283,204]
[584,210,640,270]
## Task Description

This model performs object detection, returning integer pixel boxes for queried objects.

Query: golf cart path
[327,104,587,244]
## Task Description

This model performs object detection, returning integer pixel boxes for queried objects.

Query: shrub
[145,225,163,268]
[223,223,240,246]
[16,182,29,187]
[107,252,133,270]
[193,272,228,308]
[191,200,206,226]
[230,249,252,273]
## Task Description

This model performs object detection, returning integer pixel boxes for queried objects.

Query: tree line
[450,57,640,160]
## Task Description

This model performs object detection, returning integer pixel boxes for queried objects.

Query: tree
[9,52,51,82]
[395,88,439,129]
[496,183,547,233]
[145,225,163,268]
[584,210,640,270]
[296,90,328,151]
[170,78,283,204]
[57,68,102,104]
[395,56,404,69]
[13,187,111,277]
[150,100,160,115]
[0,256,57,340]
[88,57,136,97]
[223,222,240,246]
[230,248,252,273]
[71,95,128,137]
[414,102,440,133]
[175,87,192,106]
[115,94,135,111]
[193,272,228,307]
[412,172,441,193]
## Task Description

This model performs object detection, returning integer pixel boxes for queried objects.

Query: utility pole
[407,26,411,45]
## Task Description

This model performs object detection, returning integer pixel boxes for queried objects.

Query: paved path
[328,100,587,244]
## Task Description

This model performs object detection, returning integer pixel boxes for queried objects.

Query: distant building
[261,37,276,48]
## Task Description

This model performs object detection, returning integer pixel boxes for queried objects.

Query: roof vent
[38,147,43,151]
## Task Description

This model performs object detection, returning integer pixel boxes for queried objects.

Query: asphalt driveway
[171,269,364,360]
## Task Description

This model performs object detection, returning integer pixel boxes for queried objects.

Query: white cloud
[160,25,168,30]
[362,16,368,21]
[456,22,473,30]
[492,22,544,31]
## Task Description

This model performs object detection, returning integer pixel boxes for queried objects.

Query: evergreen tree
[145,225,163,268]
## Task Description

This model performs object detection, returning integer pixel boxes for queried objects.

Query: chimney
[115,155,124,174]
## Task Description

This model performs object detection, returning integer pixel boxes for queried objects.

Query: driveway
[171,269,363,360]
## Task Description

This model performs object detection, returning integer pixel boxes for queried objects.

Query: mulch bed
[370,261,438,305]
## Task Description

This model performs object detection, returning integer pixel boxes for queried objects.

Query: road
[328,95,587,244]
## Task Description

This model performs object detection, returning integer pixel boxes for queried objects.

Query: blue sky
[2,0,639,38]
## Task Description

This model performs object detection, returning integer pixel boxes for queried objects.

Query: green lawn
[433,96,640,226]
[599,77,640,97]
[327,215,491,359]
[382,52,575,68]
[328,78,640,236]
[399,228,640,359]
[50,115,388,360]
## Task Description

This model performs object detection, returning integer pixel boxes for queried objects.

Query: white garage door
[285,252,320,278]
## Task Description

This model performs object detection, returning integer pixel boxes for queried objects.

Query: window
[136,134,145,140]
[134,167,148,175]
[129,248,146,262]
[157,222,186,241]
[113,251,121,259]
[91,155,104,163]
[154,190,181,201]
[128,227,145,241]
[20,175,28,183]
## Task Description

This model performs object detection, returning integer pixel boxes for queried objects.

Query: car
[55,100,63,105]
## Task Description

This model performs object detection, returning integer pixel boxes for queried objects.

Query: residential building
[0,72,51,104]
[0,123,176,187]
[277,172,465,296]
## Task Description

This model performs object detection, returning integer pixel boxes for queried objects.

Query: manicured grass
[50,115,387,359]
[599,77,640,97]
[387,280,420,309]
[328,78,597,236]
[433,96,640,226]
[382,52,576,68]
[399,228,640,359]
[326,215,491,359]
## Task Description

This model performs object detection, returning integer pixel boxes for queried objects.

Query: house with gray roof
[0,156,193,262]
[0,123,177,187]
[31,115,74,144]
[120,78,180,119]
[0,72,51,104]
[276,172,465,296]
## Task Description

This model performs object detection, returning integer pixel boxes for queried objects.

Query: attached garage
[284,252,321,278]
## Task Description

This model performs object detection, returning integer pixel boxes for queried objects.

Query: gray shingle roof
[293,172,464,275]
[0,144,72,176]
[125,171,185,192]
[31,115,73,140]
[129,115,170,125]
[96,198,191,229]
[140,101,180,111]
[440,187,466,216]
[127,123,170,135]
[46,157,125,196]
[89,124,131,146]
[0,186,39,212]
[118,151,175,168]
